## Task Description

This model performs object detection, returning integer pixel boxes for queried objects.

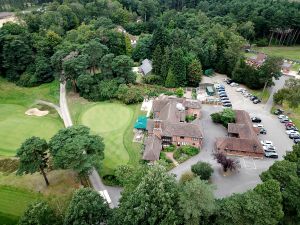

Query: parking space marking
[241,157,256,169]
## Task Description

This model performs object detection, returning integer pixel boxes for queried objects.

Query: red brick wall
[172,136,202,148]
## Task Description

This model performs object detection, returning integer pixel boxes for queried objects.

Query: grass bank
[254,46,300,61]
[249,89,270,103]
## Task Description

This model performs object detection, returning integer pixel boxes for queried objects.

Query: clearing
[69,95,142,176]
[0,78,63,156]
[254,46,300,61]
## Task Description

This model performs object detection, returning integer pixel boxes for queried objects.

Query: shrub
[211,112,222,123]
[175,87,184,97]
[164,145,176,152]
[179,171,195,184]
[160,151,167,160]
[102,175,120,186]
[186,115,195,123]
[173,148,182,160]
[211,109,236,127]
[191,161,214,180]
[181,146,199,156]
[164,90,175,96]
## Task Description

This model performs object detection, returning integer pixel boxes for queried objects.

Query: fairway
[0,185,41,223]
[78,102,141,176]
[0,104,63,156]
[255,46,300,60]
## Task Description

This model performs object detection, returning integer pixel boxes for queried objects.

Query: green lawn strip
[249,89,270,102]
[254,46,300,61]
[0,211,18,225]
[0,77,59,106]
[0,104,63,156]
[292,63,300,71]
[123,104,143,167]
[0,185,42,220]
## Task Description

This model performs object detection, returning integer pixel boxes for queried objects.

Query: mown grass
[0,185,42,224]
[254,46,300,61]
[0,78,63,156]
[68,95,142,176]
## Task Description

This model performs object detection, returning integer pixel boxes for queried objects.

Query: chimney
[153,120,162,138]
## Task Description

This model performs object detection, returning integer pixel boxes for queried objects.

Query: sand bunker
[25,108,49,117]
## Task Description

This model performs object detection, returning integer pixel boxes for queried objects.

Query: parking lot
[170,74,295,198]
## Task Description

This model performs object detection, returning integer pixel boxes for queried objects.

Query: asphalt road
[170,74,294,198]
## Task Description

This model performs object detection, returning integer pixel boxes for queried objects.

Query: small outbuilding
[206,86,215,96]
[134,116,148,130]
[139,59,153,76]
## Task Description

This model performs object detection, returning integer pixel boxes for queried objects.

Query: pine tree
[165,68,177,88]
[161,46,170,82]
[152,45,163,75]
[171,48,186,86]
[187,59,203,86]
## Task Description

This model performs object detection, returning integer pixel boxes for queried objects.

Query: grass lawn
[254,46,300,61]
[0,78,63,156]
[249,89,270,103]
[68,95,142,176]
[0,185,41,224]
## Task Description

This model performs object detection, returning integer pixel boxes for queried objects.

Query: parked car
[260,128,267,134]
[251,117,262,123]
[219,94,228,98]
[294,138,300,144]
[274,109,284,115]
[223,103,232,108]
[253,124,264,128]
[280,118,292,123]
[261,140,273,146]
[289,133,300,139]
[286,130,299,135]
[250,96,258,101]
[230,82,239,87]
[221,100,231,104]
[220,97,229,101]
[226,79,233,84]
[285,122,295,127]
[278,115,288,119]
[263,147,276,153]
[236,88,245,92]
[286,126,299,131]
[253,99,261,104]
[264,152,279,159]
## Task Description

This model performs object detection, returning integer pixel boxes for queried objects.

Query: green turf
[249,89,270,103]
[254,46,300,61]
[0,185,41,223]
[0,78,63,156]
[71,100,142,176]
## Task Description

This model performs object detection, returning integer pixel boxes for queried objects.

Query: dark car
[294,138,300,144]
[260,128,267,134]
[223,103,232,107]
[250,96,258,101]
[251,117,262,123]
[253,99,261,104]
[274,109,284,115]
[219,94,228,98]
[226,79,233,84]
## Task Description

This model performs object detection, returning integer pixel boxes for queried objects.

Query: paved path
[58,83,121,208]
[36,100,62,119]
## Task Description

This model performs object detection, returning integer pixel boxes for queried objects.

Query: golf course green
[0,78,63,156]
[77,102,142,176]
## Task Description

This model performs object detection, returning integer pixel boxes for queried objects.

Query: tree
[81,38,108,74]
[282,176,300,218]
[187,59,202,87]
[273,88,290,105]
[113,165,179,225]
[165,68,177,88]
[16,137,50,186]
[285,143,300,162]
[49,125,105,176]
[132,34,152,61]
[237,21,255,41]
[171,48,187,86]
[100,53,115,79]
[111,55,135,83]
[152,45,163,75]
[191,161,214,180]
[19,201,60,225]
[64,188,110,225]
[259,56,282,95]
[160,46,170,81]
[179,178,215,225]
[137,0,159,21]
[214,152,239,172]
[260,160,297,188]
[175,87,184,97]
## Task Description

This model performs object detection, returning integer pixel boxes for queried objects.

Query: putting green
[80,103,133,175]
[0,104,63,156]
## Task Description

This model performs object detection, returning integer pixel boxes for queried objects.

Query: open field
[0,186,41,224]
[68,95,142,176]
[0,78,63,156]
[254,46,300,61]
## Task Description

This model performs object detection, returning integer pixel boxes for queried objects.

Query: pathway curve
[36,100,62,119]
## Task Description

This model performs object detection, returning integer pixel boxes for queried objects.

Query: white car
[236,88,245,92]
[286,130,299,135]
[263,145,276,152]
[253,124,264,128]
[230,82,239,87]
[278,115,288,119]
[261,140,273,146]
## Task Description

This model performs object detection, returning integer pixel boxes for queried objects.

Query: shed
[206,86,214,96]
[204,69,214,76]
[139,59,153,75]
[134,116,148,130]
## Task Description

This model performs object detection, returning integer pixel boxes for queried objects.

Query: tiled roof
[143,135,162,161]
[140,59,152,75]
